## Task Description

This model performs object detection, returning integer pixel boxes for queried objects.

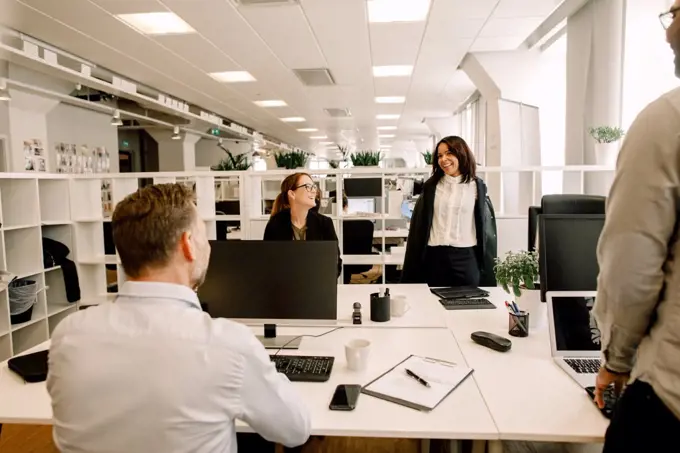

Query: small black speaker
[264,324,276,338]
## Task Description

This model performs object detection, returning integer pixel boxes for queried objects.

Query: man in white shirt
[47,183,311,453]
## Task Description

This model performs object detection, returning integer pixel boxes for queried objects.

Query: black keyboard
[564,358,601,374]
[439,298,496,310]
[585,385,619,419]
[431,286,489,300]
[270,355,334,382]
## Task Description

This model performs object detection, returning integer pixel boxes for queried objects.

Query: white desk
[445,287,608,444]
[0,328,498,442]
[374,229,409,239]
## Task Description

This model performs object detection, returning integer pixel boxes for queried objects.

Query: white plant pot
[515,289,546,330]
[594,142,619,166]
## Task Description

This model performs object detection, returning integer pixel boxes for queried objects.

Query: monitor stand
[257,335,302,350]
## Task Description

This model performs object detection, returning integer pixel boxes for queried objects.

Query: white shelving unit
[0,175,79,361]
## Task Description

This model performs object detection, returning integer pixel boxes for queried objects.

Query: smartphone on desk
[329,384,361,411]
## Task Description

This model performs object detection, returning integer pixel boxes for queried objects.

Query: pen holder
[508,312,530,337]
[370,293,391,322]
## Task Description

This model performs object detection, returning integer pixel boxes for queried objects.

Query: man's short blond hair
[112,183,197,278]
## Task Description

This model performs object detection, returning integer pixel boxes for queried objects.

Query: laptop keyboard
[564,358,601,374]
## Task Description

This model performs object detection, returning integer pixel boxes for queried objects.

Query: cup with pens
[505,301,530,337]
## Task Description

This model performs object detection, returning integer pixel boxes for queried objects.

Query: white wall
[622,0,678,130]
[194,138,251,168]
[7,91,55,172]
[46,103,119,173]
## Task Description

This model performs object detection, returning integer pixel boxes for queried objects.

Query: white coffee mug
[345,339,371,371]
[390,295,411,317]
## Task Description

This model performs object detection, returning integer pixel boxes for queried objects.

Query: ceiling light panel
[117,12,195,35]
[297,128,318,132]
[253,100,287,107]
[377,114,400,120]
[379,134,395,138]
[319,141,334,145]
[373,65,413,77]
[376,96,406,104]
[377,126,397,130]
[368,0,431,23]
[310,135,328,139]
[209,71,256,82]
[281,117,306,122]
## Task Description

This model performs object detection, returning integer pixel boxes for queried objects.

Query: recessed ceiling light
[377,126,397,130]
[377,114,400,120]
[281,117,306,123]
[253,100,287,107]
[367,0,431,23]
[376,96,406,104]
[380,145,393,149]
[319,141,334,145]
[209,71,256,83]
[297,128,318,132]
[117,12,195,35]
[373,65,413,77]
[379,134,395,138]
[310,135,328,139]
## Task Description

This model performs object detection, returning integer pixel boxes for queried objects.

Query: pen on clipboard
[405,368,430,387]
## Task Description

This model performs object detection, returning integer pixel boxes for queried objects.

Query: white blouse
[428,175,477,248]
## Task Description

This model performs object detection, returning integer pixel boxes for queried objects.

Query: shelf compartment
[77,263,106,299]
[39,179,71,223]
[0,333,11,362]
[5,226,42,277]
[0,179,39,228]
[12,319,48,355]
[70,179,103,221]
[0,290,9,336]
[42,223,74,260]
[74,222,104,261]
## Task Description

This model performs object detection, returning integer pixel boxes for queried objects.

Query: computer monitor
[344,178,382,197]
[347,198,375,214]
[197,240,338,349]
[538,214,605,302]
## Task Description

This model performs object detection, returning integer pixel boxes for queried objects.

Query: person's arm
[594,97,680,374]
[236,330,311,447]
[401,195,426,283]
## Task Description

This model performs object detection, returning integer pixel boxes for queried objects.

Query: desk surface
[0,328,498,440]
[446,287,608,443]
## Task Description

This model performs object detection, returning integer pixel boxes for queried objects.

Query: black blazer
[401,176,498,286]
[264,209,342,276]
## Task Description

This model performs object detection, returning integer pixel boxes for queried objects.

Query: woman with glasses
[264,172,342,275]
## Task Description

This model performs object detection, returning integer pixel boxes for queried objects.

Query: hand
[594,366,629,409]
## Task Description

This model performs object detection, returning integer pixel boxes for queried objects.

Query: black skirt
[424,246,480,288]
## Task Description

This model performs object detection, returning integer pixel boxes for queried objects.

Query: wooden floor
[0,425,427,453]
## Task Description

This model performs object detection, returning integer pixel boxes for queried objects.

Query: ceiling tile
[493,0,562,18]
[369,22,426,66]
[90,0,167,15]
[477,17,544,38]
[154,34,241,73]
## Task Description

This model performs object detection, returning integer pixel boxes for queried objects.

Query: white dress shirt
[47,281,311,453]
[428,175,477,247]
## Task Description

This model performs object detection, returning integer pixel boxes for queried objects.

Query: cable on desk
[272,326,344,356]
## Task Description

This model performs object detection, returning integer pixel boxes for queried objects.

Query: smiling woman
[264,173,342,276]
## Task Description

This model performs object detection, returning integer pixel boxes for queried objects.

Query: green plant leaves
[350,150,382,166]
[274,150,309,169]
[493,250,539,296]
[211,148,251,171]
[588,126,625,144]
[421,151,433,165]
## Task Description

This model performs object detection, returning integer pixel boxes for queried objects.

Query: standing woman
[264,172,342,275]
[402,136,497,287]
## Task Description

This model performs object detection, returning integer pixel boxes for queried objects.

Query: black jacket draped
[401,176,498,286]
[264,209,343,276]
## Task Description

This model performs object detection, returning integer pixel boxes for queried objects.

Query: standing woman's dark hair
[271,172,312,217]
[431,136,477,184]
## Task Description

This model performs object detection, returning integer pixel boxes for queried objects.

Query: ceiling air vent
[232,0,299,5]
[324,108,352,118]
[293,68,336,86]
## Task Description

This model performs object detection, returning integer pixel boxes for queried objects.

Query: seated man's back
[47,183,310,453]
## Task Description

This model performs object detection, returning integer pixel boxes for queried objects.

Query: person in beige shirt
[593,3,680,452]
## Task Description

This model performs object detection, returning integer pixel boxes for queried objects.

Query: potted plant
[494,250,545,329]
[350,150,382,167]
[588,126,625,166]
[421,151,433,166]
[274,150,309,169]
[210,147,251,171]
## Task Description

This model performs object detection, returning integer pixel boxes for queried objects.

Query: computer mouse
[471,331,512,352]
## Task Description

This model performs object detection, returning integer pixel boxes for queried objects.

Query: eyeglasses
[660,6,680,30]
[294,183,318,193]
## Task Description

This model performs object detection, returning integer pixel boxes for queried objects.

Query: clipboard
[361,354,474,412]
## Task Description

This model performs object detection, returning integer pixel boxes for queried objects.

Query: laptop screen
[552,296,601,352]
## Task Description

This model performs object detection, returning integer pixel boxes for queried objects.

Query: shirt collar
[442,174,463,185]
[117,281,201,309]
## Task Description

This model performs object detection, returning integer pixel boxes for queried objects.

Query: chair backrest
[527,195,606,251]
[342,220,374,255]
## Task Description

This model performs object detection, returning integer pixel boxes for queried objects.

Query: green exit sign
[122,140,129,148]
[210,128,220,136]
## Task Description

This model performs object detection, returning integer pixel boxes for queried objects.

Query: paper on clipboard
[362,355,473,411]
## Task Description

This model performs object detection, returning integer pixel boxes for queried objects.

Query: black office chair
[342,220,375,284]
[528,195,606,252]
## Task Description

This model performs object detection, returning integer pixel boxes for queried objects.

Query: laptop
[546,291,602,387]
